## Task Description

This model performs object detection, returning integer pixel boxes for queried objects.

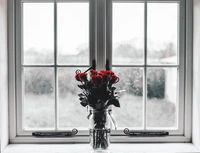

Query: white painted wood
[8,0,17,140]
[9,135,191,143]
[192,0,200,150]
[2,143,200,153]
[185,0,193,140]
[96,0,106,70]
[0,0,9,151]
[9,0,193,143]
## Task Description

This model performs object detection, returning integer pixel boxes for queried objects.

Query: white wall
[0,0,8,151]
[193,0,200,150]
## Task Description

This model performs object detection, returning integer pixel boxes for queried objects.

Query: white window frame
[8,0,193,143]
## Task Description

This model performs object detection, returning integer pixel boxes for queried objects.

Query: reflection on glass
[24,68,55,129]
[112,67,143,128]
[57,3,89,65]
[147,3,178,64]
[112,3,144,65]
[23,3,54,65]
[58,68,88,128]
[147,68,177,128]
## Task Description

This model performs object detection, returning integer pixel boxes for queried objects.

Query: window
[112,2,179,129]
[9,0,192,142]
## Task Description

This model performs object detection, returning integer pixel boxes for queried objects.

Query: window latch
[32,128,78,137]
[123,128,169,137]
[106,60,110,70]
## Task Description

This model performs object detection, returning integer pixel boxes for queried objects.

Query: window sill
[2,143,200,153]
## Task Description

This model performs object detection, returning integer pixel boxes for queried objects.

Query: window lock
[123,128,169,137]
[32,128,78,137]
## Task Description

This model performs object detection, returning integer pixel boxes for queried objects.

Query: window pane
[112,3,144,65]
[112,68,143,128]
[58,68,88,128]
[23,3,54,65]
[147,3,178,64]
[57,3,89,65]
[24,68,55,129]
[147,68,177,128]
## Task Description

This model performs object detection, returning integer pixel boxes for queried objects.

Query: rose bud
[79,73,87,81]
[75,73,81,81]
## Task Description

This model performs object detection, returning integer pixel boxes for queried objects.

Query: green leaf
[80,101,88,107]
[79,97,84,101]
[111,87,116,91]
[78,84,86,89]
[107,98,120,107]
[78,93,84,97]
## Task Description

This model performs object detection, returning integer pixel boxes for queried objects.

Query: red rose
[79,73,87,81]
[106,70,114,76]
[90,69,98,75]
[101,74,108,82]
[92,75,103,85]
[75,73,81,81]
[100,70,106,75]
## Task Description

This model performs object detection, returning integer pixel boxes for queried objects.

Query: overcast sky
[23,2,178,55]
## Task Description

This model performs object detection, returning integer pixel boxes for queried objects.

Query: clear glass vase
[89,109,111,150]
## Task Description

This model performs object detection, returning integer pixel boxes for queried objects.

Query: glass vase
[89,109,111,151]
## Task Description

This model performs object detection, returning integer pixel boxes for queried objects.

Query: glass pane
[57,3,89,65]
[112,67,143,128]
[24,68,55,129]
[147,68,177,128]
[147,3,178,64]
[58,68,88,128]
[112,3,144,65]
[23,3,54,65]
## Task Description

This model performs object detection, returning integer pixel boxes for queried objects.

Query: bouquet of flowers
[75,68,120,150]
[75,69,120,110]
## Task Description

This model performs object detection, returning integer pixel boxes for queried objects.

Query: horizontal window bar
[112,0,179,3]
[10,135,191,143]
[112,65,179,67]
[21,0,89,3]
[22,65,179,68]
[22,65,90,67]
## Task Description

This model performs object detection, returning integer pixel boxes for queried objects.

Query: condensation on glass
[23,3,54,65]
[23,68,55,129]
[112,67,143,128]
[58,68,88,129]
[147,68,178,128]
[22,2,90,130]
[112,2,179,130]
[57,3,89,65]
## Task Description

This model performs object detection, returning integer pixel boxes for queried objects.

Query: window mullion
[96,0,106,70]
[143,0,147,130]
[16,0,23,135]
[54,1,58,130]
[106,0,112,69]
[178,0,186,135]
[89,0,97,67]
